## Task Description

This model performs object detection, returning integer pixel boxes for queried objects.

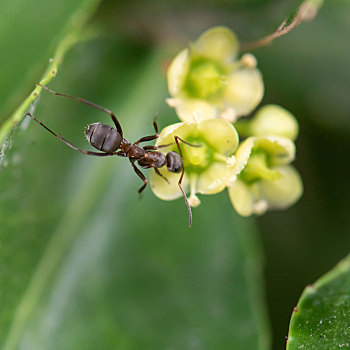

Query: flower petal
[258,165,303,210]
[168,48,190,97]
[228,179,256,216]
[230,137,255,181]
[197,119,239,155]
[193,26,239,64]
[228,166,302,217]
[197,161,232,194]
[155,122,188,149]
[149,167,189,200]
[231,136,296,180]
[253,136,296,165]
[223,67,264,117]
[175,98,218,122]
[249,104,299,140]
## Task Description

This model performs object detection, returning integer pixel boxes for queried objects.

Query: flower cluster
[166,27,264,123]
[151,27,303,217]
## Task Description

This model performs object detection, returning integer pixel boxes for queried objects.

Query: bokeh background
[0,0,349,349]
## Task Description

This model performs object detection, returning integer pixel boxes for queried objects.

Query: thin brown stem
[241,0,323,52]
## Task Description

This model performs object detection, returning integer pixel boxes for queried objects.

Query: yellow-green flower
[149,119,239,206]
[228,136,303,216]
[235,104,299,140]
[167,26,264,123]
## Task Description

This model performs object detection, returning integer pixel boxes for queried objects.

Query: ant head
[166,151,183,173]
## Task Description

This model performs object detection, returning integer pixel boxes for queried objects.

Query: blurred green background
[0,0,349,349]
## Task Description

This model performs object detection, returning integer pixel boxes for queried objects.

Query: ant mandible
[27,84,199,226]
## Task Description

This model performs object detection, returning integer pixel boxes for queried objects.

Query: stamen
[166,98,179,108]
[241,53,257,68]
[221,107,237,123]
[188,175,201,207]
[253,200,268,215]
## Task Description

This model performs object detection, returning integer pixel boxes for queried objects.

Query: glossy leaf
[287,254,350,350]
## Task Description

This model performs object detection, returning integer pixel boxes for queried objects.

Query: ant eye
[166,151,183,173]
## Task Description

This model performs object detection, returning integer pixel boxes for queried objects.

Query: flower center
[240,151,281,184]
[181,139,211,173]
[184,58,225,100]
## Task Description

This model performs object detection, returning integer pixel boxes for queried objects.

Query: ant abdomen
[85,123,122,153]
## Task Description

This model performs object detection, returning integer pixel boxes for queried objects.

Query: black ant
[27,84,199,226]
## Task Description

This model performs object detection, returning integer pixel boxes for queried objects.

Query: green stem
[0,0,100,149]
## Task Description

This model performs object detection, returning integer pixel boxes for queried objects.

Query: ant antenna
[174,135,194,227]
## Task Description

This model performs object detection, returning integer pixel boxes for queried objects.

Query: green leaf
[0,36,270,349]
[287,254,350,350]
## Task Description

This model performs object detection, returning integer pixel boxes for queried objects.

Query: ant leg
[141,143,173,151]
[134,117,159,145]
[116,151,127,157]
[152,116,159,133]
[143,142,180,151]
[143,141,182,151]
[26,112,115,157]
[174,135,193,227]
[154,167,169,184]
[143,145,158,151]
[174,136,201,148]
[157,143,173,148]
[174,136,185,158]
[37,83,123,138]
[129,160,148,193]
[157,139,201,149]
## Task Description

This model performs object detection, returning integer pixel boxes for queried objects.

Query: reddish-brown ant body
[27,84,198,226]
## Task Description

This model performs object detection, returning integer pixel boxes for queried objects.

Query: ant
[26,84,199,226]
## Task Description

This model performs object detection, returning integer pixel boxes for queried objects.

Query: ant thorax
[138,151,166,169]
[126,144,146,159]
